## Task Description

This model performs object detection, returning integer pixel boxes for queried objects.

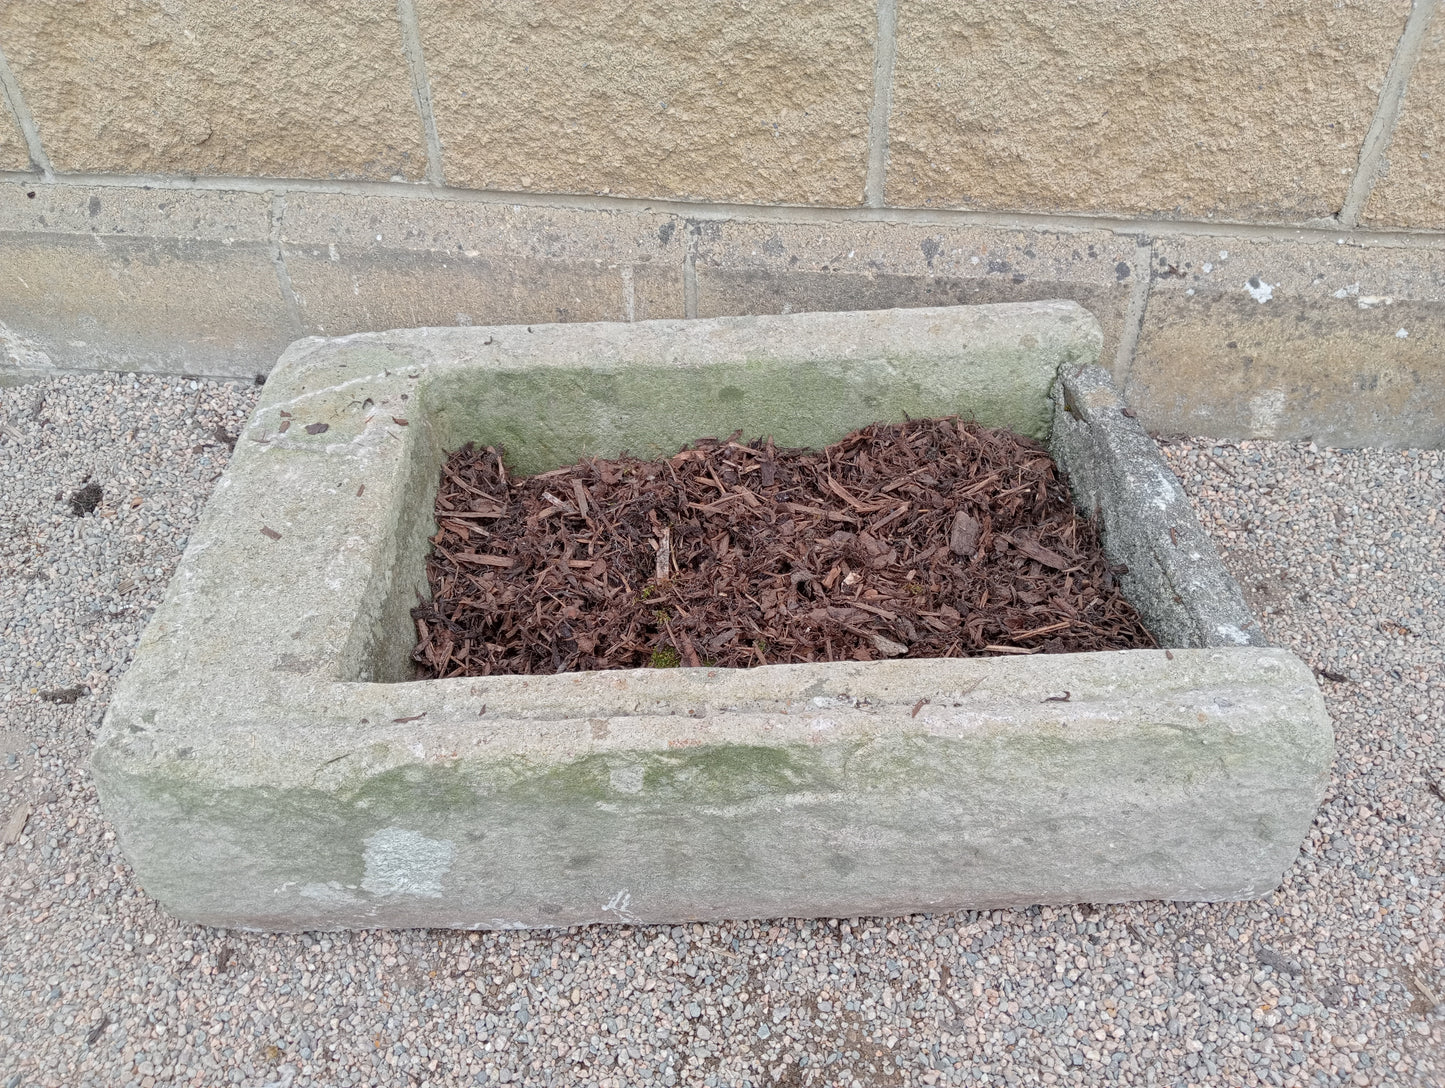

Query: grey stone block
[92,303,1333,931]
[1050,363,1267,649]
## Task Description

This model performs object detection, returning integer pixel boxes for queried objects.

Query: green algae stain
[347,760,481,815]
[506,744,846,809]
[425,351,1053,476]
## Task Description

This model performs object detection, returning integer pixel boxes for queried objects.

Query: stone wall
[1,0,1443,446]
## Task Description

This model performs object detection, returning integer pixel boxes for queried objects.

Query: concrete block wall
[1,0,1443,446]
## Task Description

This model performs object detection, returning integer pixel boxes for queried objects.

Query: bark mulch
[412,417,1156,677]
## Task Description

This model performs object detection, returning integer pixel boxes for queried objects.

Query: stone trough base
[93,303,1332,930]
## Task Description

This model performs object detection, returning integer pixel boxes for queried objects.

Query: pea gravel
[1,372,1441,1088]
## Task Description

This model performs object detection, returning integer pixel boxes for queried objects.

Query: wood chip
[873,634,909,657]
[1009,534,1074,570]
[455,552,515,568]
[654,526,673,583]
[949,510,981,556]
[411,421,1154,677]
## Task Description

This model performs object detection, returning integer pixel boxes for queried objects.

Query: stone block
[1364,7,1445,229]
[692,220,1139,374]
[1051,365,1265,649]
[0,1,426,179]
[0,182,268,237]
[1127,236,1445,447]
[0,91,27,171]
[415,0,875,204]
[887,0,1409,222]
[0,185,294,377]
[280,193,687,335]
[93,304,1331,930]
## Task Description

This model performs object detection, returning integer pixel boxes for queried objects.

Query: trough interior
[366,354,1102,683]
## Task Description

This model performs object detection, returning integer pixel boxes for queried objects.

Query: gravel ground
[0,372,1441,1088]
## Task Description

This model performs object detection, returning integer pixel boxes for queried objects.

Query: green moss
[513,744,848,807]
[649,647,681,669]
[347,760,480,813]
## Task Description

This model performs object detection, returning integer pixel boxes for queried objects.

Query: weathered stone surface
[416,0,875,204]
[93,305,1331,930]
[887,0,1409,221]
[98,651,1331,930]
[1364,7,1445,229]
[1127,236,1445,447]
[0,1,426,179]
[0,91,27,171]
[692,220,1138,373]
[1051,365,1266,649]
[0,185,294,377]
[0,182,266,237]
[281,193,687,335]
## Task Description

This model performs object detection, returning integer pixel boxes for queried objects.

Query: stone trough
[93,303,1333,931]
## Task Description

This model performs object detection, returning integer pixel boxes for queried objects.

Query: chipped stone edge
[1050,363,1267,649]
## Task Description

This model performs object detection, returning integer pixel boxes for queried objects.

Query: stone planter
[93,303,1332,931]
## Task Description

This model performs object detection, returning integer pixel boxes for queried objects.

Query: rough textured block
[0,185,294,377]
[1127,236,1445,447]
[280,193,686,335]
[99,652,1330,930]
[0,183,267,237]
[692,220,1138,373]
[1050,365,1266,649]
[0,1,426,179]
[887,0,1409,221]
[0,91,27,171]
[93,304,1331,930]
[1364,7,1445,229]
[416,0,875,204]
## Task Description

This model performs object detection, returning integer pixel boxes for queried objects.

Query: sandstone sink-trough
[93,303,1333,930]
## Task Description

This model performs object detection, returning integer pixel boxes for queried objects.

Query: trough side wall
[2,0,1443,446]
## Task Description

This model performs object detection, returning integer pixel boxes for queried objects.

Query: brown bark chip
[413,418,1155,677]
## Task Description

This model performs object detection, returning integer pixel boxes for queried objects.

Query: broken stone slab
[92,302,1333,930]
